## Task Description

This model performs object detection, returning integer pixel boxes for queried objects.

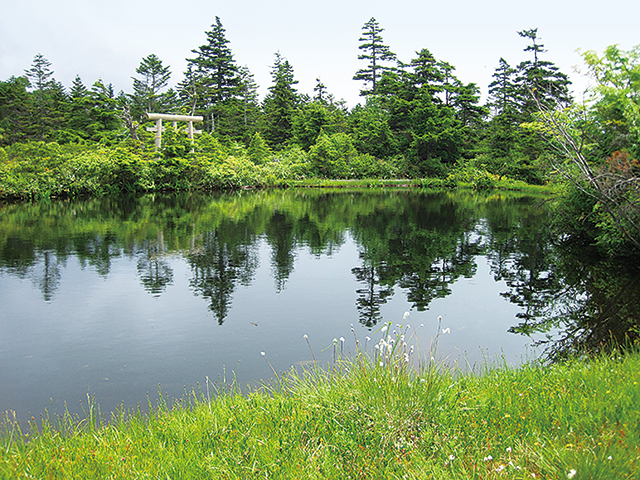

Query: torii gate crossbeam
[146,113,204,151]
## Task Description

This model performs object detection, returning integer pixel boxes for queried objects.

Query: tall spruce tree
[353,17,396,96]
[66,75,93,139]
[487,58,519,116]
[262,52,299,149]
[185,16,240,132]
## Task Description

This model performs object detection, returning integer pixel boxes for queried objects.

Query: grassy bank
[1,331,638,479]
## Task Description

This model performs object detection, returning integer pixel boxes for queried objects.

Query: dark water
[1,189,638,423]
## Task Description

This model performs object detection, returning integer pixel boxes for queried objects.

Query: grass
[1,321,639,479]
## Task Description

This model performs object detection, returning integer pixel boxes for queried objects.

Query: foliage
[309,132,356,178]
[523,43,640,253]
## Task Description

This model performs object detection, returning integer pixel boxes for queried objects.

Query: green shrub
[309,132,356,178]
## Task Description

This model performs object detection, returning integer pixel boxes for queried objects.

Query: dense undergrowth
[1,322,639,479]
[0,137,551,201]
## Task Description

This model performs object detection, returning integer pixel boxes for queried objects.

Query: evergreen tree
[353,17,396,96]
[292,101,347,150]
[131,54,171,119]
[24,54,54,106]
[313,78,328,103]
[65,75,93,139]
[262,52,300,149]
[0,76,31,144]
[178,63,201,116]
[234,65,261,140]
[516,28,572,116]
[185,16,241,132]
[24,54,62,140]
[87,79,121,140]
[347,98,396,159]
[487,58,519,116]
[409,49,444,100]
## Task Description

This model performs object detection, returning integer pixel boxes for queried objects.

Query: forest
[0,17,639,255]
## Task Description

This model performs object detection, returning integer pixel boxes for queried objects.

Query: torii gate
[146,113,204,150]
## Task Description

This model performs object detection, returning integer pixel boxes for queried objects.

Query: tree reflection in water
[1,190,638,357]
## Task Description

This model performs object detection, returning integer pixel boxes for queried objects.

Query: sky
[1,0,638,109]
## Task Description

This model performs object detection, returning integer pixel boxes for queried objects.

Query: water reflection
[1,190,638,358]
[508,242,640,361]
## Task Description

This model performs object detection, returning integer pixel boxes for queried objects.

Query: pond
[1,189,638,424]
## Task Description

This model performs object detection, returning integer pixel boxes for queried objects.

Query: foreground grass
[2,348,639,479]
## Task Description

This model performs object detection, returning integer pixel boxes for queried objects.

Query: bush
[309,132,356,178]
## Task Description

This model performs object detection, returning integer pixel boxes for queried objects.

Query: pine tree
[66,75,94,139]
[487,58,519,116]
[131,54,171,119]
[353,18,396,96]
[410,49,444,99]
[262,52,299,149]
[185,16,240,132]
[0,76,31,143]
[24,54,65,140]
[516,28,572,116]
[236,65,260,137]
[313,78,328,103]
[24,54,54,105]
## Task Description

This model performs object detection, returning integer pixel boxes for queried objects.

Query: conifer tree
[516,28,571,116]
[131,54,171,118]
[487,58,519,116]
[24,54,54,105]
[66,75,93,139]
[353,18,396,96]
[184,16,241,132]
[262,52,299,149]
[0,76,31,143]
[24,54,65,140]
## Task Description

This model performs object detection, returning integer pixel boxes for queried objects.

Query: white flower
[339,337,345,343]
[303,334,308,339]
[442,328,450,334]
[365,336,371,342]
[567,469,577,479]
[449,455,455,460]
[483,455,493,461]
[506,447,512,453]
[437,315,442,321]
[260,351,266,356]
[403,311,410,319]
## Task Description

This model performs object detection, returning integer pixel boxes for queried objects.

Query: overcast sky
[1,0,638,108]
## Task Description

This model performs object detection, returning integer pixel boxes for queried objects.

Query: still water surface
[0,189,589,422]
